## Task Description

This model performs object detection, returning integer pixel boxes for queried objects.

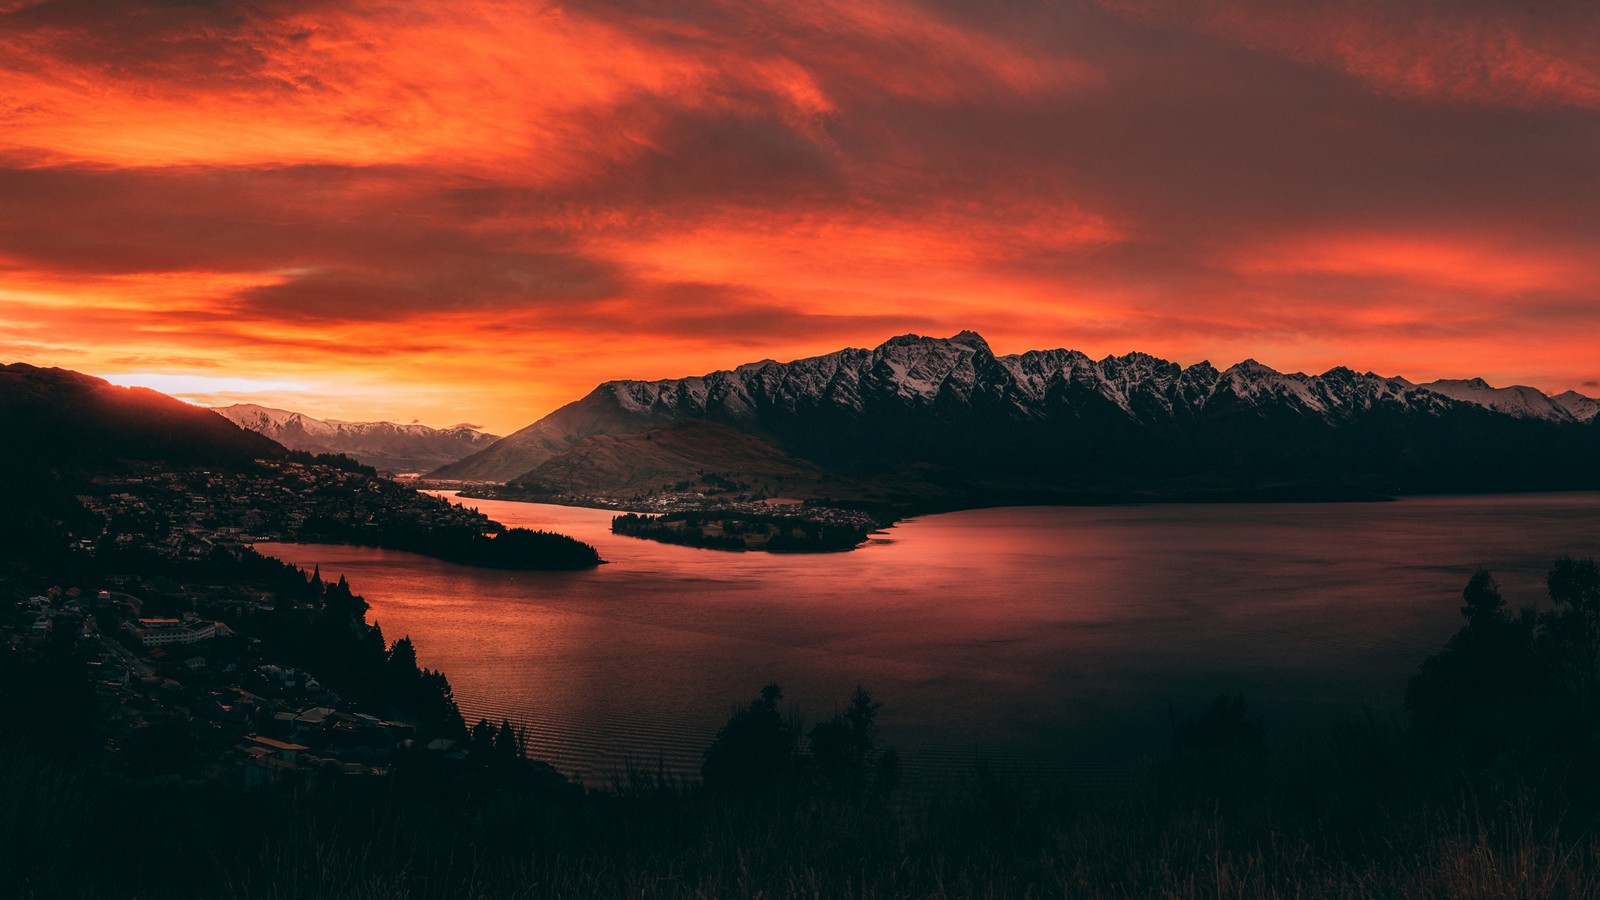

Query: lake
[257,492,1600,785]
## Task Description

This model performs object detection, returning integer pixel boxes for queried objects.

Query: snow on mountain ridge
[1554,390,1600,423]
[215,404,499,472]
[561,334,1600,443]
[432,331,1598,483]
[1421,379,1578,423]
[220,404,340,440]
[588,332,1583,427]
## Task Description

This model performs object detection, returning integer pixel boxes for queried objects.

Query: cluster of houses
[3,458,523,785]
[4,578,456,785]
[20,585,97,639]
[512,485,884,533]
[71,460,498,562]
[224,693,417,783]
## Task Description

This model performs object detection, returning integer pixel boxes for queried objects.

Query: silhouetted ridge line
[0,362,285,473]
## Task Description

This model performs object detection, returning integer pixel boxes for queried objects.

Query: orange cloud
[1,1,707,176]
[600,198,1122,304]
[1232,233,1598,295]
[0,0,1096,177]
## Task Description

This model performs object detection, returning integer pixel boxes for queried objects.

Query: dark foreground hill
[0,363,600,570]
[0,363,284,474]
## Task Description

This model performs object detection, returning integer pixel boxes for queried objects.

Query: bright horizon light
[102,373,316,397]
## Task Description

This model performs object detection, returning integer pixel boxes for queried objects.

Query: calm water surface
[257,492,1600,783]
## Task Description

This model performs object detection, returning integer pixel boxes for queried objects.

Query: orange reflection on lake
[258,492,1600,784]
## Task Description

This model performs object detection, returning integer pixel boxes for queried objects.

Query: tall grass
[6,708,1600,899]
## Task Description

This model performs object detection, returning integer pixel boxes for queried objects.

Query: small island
[303,515,603,570]
[611,511,871,553]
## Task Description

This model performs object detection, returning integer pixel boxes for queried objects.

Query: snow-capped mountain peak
[215,405,498,472]
[1553,390,1600,423]
[431,331,1599,483]
[1420,379,1577,423]
[577,334,1594,431]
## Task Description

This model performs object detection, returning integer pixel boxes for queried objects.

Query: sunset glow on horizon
[4,0,1597,434]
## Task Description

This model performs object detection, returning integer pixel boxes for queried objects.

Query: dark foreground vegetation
[7,557,1600,897]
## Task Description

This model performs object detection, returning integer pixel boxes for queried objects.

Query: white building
[123,617,227,648]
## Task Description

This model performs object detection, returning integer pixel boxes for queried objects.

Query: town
[0,457,561,787]
[78,457,501,561]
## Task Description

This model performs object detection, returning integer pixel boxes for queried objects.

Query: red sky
[2,0,1597,434]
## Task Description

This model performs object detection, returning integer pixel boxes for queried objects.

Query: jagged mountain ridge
[216,404,498,473]
[434,331,1600,497]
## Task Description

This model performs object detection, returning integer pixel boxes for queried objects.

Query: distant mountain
[1554,391,1600,423]
[1419,378,1591,423]
[216,404,498,473]
[0,363,283,474]
[438,331,1600,505]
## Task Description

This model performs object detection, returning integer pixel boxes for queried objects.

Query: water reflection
[257,492,1600,784]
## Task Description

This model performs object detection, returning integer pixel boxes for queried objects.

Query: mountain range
[4,338,1596,516]
[433,331,1600,506]
[215,404,498,473]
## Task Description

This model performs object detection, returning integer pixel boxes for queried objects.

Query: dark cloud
[0,163,629,317]
[1096,0,1600,112]
[564,103,848,211]
[2,0,320,79]
[234,252,624,321]
[620,284,947,347]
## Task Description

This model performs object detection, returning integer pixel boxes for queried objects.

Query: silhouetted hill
[0,363,284,475]
[0,363,286,553]
[438,332,1600,503]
